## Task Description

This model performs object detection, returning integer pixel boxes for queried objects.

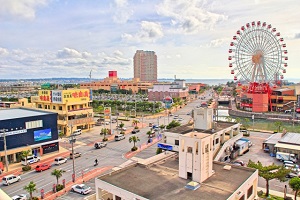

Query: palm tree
[146,130,153,138]
[51,169,64,185]
[132,120,139,127]
[129,136,140,150]
[119,122,125,129]
[24,181,37,200]
[100,128,109,140]
[21,150,32,165]
[58,131,64,139]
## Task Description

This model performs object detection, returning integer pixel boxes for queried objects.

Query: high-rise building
[134,50,157,82]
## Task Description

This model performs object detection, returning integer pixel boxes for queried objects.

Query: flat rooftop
[167,121,237,135]
[0,108,54,121]
[279,132,300,145]
[99,157,256,200]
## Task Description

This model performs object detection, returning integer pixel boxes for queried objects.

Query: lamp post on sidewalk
[0,129,9,172]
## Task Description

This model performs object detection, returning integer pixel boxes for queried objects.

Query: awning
[275,143,300,151]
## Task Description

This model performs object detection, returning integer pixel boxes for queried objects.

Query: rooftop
[279,132,300,145]
[99,157,256,200]
[0,108,54,121]
[167,121,237,135]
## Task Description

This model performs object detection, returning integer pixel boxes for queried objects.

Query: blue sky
[0,0,299,80]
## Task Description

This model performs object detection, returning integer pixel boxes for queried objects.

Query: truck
[276,152,297,163]
[235,140,249,156]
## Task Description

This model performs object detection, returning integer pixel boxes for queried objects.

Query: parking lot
[234,131,294,195]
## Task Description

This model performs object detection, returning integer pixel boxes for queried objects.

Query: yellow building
[12,89,94,136]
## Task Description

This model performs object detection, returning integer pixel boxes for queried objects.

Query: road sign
[164,96,173,109]
[104,107,111,115]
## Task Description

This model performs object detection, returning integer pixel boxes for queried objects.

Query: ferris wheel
[228,21,288,84]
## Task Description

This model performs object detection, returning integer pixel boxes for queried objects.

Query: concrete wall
[214,133,243,162]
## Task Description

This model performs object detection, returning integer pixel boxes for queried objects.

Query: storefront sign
[42,142,59,154]
[38,89,90,103]
[104,107,111,115]
[0,129,27,137]
[157,143,173,151]
[52,90,62,103]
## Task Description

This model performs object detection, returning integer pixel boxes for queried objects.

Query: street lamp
[0,129,9,172]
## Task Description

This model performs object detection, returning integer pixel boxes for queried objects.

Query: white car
[2,174,21,186]
[11,194,28,200]
[54,157,68,165]
[71,184,92,195]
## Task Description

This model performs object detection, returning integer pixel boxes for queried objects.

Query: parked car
[131,129,140,134]
[11,194,28,200]
[177,118,183,121]
[71,184,92,195]
[2,174,21,186]
[231,160,245,166]
[94,142,107,149]
[286,171,300,178]
[54,157,68,165]
[35,163,51,172]
[70,152,82,159]
[21,155,40,166]
[72,129,82,136]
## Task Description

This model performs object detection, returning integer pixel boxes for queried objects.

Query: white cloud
[157,0,228,34]
[0,47,9,56]
[57,48,85,58]
[208,37,230,47]
[0,0,48,20]
[122,21,164,43]
[112,0,133,24]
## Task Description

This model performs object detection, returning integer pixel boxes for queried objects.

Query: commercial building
[12,89,94,136]
[148,79,189,101]
[94,108,258,200]
[134,50,157,82]
[80,71,152,94]
[0,108,59,164]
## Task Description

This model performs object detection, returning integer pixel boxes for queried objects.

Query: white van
[54,157,68,165]
[2,174,21,185]
[115,134,125,141]
[21,155,40,165]
[72,129,82,136]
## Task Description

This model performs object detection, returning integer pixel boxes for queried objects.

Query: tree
[166,120,181,129]
[132,120,139,127]
[24,181,37,200]
[225,116,233,122]
[274,121,283,133]
[21,150,32,165]
[51,169,64,185]
[247,160,290,196]
[100,128,109,141]
[289,177,300,200]
[129,136,140,151]
[119,122,125,129]
[146,130,153,138]
[58,131,64,139]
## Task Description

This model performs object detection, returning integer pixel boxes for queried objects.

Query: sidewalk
[257,187,296,199]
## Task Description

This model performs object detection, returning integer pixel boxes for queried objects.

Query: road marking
[8,178,45,195]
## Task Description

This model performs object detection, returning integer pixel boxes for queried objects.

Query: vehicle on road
[94,142,107,149]
[70,152,82,159]
[286,171,300,178]
[54,157,68,165]
[131,129,140,134]
[235,140,249,156]
[2,174,21,186]
[115,134,125,141]
[276,152,297,163]
[239,138,253,147]
[35,163,51,172]
[21,155,40,165]
[71,184,92,195]
[177,118,183,121]
[72,129,82,135]
[173,115,179,119]
[11,194,28,200]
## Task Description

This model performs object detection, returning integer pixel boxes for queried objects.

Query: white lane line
[8,178,45,195]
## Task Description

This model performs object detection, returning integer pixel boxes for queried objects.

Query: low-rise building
[0,108,59,164]
[12,89,94,136]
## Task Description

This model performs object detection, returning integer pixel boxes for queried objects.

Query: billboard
[38,89,90,103]
[52,90,62,103]
[164,96,173,109]
[34,128,52,142]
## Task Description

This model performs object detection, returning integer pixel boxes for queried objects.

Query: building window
[187,147,193,153]
[59,106,62,110]
[247,185,253,199]
[239,195,244,200]
[216,138,219,144]
[195,142,199,155]
[205,144,209,153]
[47,105,50,109]
[26,120,43,129]
[53,106,56,110]
[175,140,179,145]
[80,105,83,109]
[44,105,47,109]
[38,104,42,108]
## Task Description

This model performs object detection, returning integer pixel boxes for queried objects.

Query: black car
[131,129,140,134]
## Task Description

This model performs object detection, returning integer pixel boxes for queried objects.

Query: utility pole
[69,125,75,182]
[1,129,9,172]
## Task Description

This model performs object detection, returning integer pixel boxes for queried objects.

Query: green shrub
[156,148,162,154]
[22,165,31,171]
[131,146,138,151]
[56,184,64,192]
[103,138,108,142]
[31,197,39,200]
[120,131,125,134]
